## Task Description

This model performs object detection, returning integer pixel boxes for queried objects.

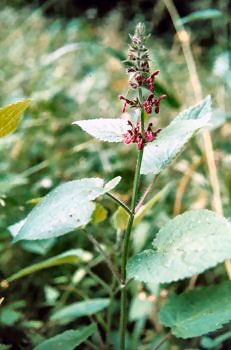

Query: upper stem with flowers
[119,23,166,150]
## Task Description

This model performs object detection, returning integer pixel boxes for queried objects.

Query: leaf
[21,239,56,255]
[8,219,56,255]
[128,209,231,284]
[129,296,153,321]
[13,177,121,242]
[0,344,11,350]
[92,203,108,225]
[0,308,22,326]
[73,118,131,142]
[0,99,31,137]
[159,282,231,338]
[141,96,211,175]
[177,9,222,25]
[200,331,231,349]
[7,249,92,282]
[112,206,129,231]
[34,323,97,350]
[213,51,231,88]
[50,299,110,325]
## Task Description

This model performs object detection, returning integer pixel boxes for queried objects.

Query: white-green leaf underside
[128,209,231,284]
[159,282,231,338]
[73,118,131,142]
[13,176,121,242]
[141,96,211,175]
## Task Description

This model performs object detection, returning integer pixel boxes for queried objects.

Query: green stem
[106,278,116,348]
[153,332,170,350]
[106,192,132,215]
[86,231,121,284]
[119,89,144,350]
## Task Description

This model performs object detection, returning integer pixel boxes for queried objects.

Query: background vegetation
[0,0,231,348]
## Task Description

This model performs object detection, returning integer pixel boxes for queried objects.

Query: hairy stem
[135,175,157,213]
[119,89,144,350]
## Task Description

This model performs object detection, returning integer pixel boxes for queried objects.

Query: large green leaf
[7,249,92,282]
[159,282,231,338]
[141,96,211,175]
[34,323,97,350]
[0,99,31,137]
[73,118,131,142]
[50,299,110,325]
[13,176,120,242]
[8,219,56,255]
[128,210,231,284]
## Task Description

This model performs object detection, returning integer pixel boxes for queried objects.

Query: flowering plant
[9,23,231,350]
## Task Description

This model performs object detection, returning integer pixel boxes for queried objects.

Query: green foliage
[34,324,97,350]
[0,3,231,349]
[73,118,131,142]
[201,331,231,349]
[141,96,211,175]
[112,206,129,230]
[159,282,231,338]
[213,51,231,88]
[128,210,231,284]
[92,203,108,225]
[178,9,222,25]
[0,99,31,137]
[50,299,110,324]
[7,249,92,282]
[13,177,120,241]
[0,345,11,350]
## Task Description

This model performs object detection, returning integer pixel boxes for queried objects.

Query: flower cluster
[119,23,166,150]
[143,94,166,114]
[120,23,166,115]
[122,121,161,150]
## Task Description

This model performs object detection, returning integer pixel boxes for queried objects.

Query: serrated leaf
[141,96,211,175]
[50,299,110,325]
[13,177,120,241]
[73,118,131,142]
[92,203,108,225]
[159,282,231,338]
[7,249,92,282]
[0,99,31,137]
[178,9,222,25]
[34,323,97,350]
[128,209,231,284]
